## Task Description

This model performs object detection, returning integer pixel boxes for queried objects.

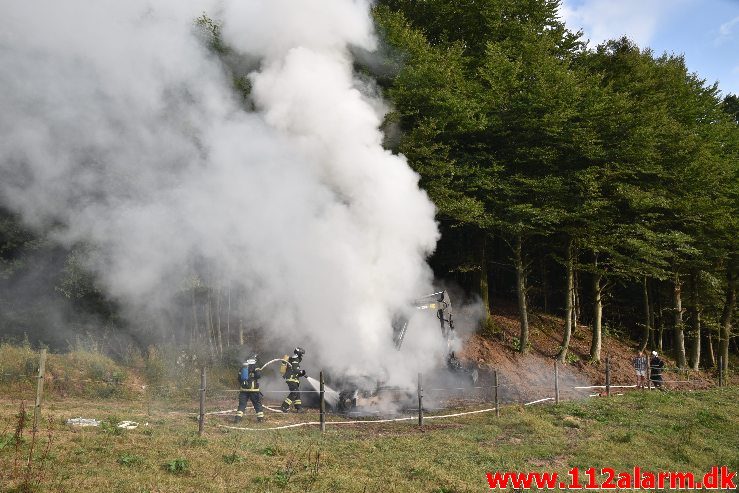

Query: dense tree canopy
[1,0,737,370]
[373,0,738,367]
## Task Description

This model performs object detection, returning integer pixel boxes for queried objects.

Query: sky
[560,0,739,97]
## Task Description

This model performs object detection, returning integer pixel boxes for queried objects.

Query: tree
[722,94,739,123]
[576,38,739,367]
[376,0,587,347]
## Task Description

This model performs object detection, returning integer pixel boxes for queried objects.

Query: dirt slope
[458,302,717,402]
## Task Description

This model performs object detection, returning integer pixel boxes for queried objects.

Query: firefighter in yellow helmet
[235,356,264,423]
[280,347,306,412]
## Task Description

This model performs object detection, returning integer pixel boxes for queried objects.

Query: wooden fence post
[605,356,611,397]
[417,372,423,427]
[320,370,325,433]
[33,349,47,432]
[554,361,560,405]
[198,367,206,436]
[493,370,500,418]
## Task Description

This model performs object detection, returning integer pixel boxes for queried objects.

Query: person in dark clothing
[236,357,264,423]
[281,347,306,412]
[650,351,664,389]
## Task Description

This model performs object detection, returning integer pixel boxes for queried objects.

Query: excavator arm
[393,290,454,350]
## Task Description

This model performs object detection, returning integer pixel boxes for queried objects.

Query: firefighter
[281,347,306,412]
[650,351,665,389]
[236,356,264,423]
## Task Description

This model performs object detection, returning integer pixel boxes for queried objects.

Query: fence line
[5,351,733,437]
[218,392,570,433]
[158,358,728,436]
[196,358,728,434]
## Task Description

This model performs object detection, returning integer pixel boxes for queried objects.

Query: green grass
[117,453,144,467]
[162,458,190,475]
[0,343,265,403]
[0,343,131,399]
[0,388,737,492]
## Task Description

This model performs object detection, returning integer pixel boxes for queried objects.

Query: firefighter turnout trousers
[237,390,264,421]
[281,381,301,412]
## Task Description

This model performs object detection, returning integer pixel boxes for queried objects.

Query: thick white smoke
[0,0,441,382]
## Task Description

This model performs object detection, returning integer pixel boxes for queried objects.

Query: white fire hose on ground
[218,406,501,432]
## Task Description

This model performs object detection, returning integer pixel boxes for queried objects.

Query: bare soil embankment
[458,303,719,402]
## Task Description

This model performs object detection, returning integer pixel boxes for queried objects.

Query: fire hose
[257,358,288,371]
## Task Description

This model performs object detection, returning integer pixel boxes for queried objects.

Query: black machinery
[330,290,479,412]
[393,290,454,351]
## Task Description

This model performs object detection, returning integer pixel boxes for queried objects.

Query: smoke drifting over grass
[0,1,440,382]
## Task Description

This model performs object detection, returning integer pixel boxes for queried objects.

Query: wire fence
[183,357,729,435]
[3,352,732,436]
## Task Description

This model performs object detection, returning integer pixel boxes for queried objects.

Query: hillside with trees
[372,0,738,371]
[0,0,737,374]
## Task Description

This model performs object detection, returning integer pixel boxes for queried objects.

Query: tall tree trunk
[514,235,529,353]
[655,285,664,352]
[573,268,580,333]
[688,270,700,370]
[539,254,549,313]
[648,297,657,350]
[590,261,603,362]
[557,238,574,363]
[673,273,687,368]
[206,297,215,359]
[479,233,491,323]
[226,284,231,348]
[719,266,736,373]
[191,287,199,347]
[703,322,716,368]
[216,286,223,357]
[640,276,651,352]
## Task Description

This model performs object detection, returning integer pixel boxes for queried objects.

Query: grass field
[1,387,737,493]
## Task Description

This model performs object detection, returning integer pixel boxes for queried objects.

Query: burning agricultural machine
[307,290,482,413]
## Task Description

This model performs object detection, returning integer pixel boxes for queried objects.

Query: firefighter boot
[281,398,292,413]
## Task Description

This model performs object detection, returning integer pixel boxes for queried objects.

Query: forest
[1,0,737,372]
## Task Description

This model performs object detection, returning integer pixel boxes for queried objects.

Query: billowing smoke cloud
[0,0,441,382]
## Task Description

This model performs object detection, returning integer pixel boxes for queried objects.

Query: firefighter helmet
[294,347,305,357]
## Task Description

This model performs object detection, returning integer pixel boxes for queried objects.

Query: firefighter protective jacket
[239,365,262,392]
[284,355,302,384]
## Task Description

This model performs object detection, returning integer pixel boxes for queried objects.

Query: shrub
[273,469,290,487]
[163,458,189,474]
[180,433,208,447]
[0,343,38,387]
[261,446,277,456]
[222,452,246,464]
[100,416,123,436]
[118,454,144,467]
[0,343,130,398]
[565,352,580,364]
[143,346,166,387]
[479,318,503,339]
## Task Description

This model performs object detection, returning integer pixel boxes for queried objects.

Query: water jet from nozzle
[306,376,339,408]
